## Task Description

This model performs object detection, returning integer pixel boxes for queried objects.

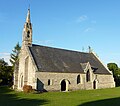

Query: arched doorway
[61,80,66,91]
[61,79,70,91]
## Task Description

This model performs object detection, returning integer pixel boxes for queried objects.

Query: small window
[48,79,50,85]
[27,31,30,38]
[48,79,53,85]
[77,75,80,84]
[27,23,29,28]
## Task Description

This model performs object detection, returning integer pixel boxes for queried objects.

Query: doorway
[93,80,97,89]
[61,79,69,91]
[61,80,66,91]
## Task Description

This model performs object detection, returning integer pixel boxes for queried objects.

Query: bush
[23,85,33,93]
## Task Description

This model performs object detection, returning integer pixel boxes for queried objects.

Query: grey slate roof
[29,44,111,75]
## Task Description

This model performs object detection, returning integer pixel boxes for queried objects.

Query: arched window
[86,70,90,82]
[77,75,80,84]
[48,79,50,85]
[27,31,30,38]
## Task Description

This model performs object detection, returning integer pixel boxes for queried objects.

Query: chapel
[14,9,115,91]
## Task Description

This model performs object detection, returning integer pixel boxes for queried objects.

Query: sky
[0,0,120,66]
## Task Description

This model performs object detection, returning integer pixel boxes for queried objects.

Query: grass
[0,87,120,106]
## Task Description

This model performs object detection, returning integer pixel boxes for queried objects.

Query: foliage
[0,43,21,86]
[10,42,21,67]
[23,85,33,93]
[0,59,13,86]
[107,63,120,86]
[7,43,21,86]
[1,86,120,106]
[107,63,118,72]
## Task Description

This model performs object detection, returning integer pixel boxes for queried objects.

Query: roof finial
[88,46,92,53]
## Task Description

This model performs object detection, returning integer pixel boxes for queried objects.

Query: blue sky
[0,0,120,66]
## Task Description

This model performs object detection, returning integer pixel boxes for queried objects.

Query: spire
[22,8,32,46]
[26,8,31,23]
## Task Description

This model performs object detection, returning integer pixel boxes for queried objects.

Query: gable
[28,44,111,75]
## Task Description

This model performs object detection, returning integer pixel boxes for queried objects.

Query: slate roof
[29,44,111,75]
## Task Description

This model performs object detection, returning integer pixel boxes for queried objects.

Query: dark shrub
[23,85,33,93]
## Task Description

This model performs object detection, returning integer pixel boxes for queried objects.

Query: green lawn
[1,87,120,106]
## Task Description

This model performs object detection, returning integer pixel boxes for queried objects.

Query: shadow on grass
[78,97,120,106]
[0,86,48,106]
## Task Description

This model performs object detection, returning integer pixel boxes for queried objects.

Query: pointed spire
[26,8,31,23]
[22,7,32,46]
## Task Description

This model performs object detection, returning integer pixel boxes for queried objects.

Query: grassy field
[0,87,120,106]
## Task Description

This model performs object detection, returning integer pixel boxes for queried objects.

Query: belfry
[22,9,32,46]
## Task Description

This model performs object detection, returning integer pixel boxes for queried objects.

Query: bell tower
[22,8,32,46]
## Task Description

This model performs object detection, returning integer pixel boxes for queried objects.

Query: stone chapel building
[14,9,115,91]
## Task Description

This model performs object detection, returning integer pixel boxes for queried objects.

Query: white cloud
[76,15,88,23]
[0,52,11,65]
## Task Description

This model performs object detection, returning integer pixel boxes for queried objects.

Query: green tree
[0,59,7,84]
[107,63,118,72]
[10,42,21,67]
[0,59,13,86]
[107,63,120,86]
[9,43,21,86]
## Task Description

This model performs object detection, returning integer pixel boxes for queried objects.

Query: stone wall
[17,45,36,90]
[35,72,115,91]
[36,72,84,91]
[27,55,36,89]
[97,74,115,89]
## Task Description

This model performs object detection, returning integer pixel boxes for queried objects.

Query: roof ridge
[32,44,89,54]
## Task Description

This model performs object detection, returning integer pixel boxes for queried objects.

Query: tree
[107,63,120,87]
[0,59,7,84]
[9,43,21,87]
[107,63,118,72]
[10,42,21,67]
[0,59,13,86]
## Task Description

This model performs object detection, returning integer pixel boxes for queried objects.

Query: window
[48,79,53,85]
[48,79,51,85]
[27,23,29,28]
[27,31,30,38]
[86,70,90,82]
[77,75,80,84]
